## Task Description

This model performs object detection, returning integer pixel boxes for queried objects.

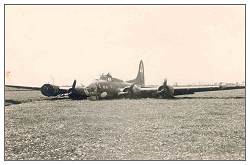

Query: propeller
[158,78,175,98]
[158,78,169,95]
[68,80,88,100]
[129,83,135,95]
[126,83,140,98]
[162,78,168,93]
[68,80,76,93]
[68,80,77,99]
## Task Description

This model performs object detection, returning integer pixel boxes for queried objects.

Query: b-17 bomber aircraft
[6,60,245,100]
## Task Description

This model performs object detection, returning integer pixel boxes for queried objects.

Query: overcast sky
[5,5,245,86]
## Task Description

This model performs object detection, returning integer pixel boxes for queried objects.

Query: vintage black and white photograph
[4,4,245,160]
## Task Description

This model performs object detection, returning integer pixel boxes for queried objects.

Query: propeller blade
[72,80,76,89]
[129,83,135,93]
[163,79,167,88]
[130,83,135,89]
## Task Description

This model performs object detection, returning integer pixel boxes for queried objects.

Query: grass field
[5,88,245,160]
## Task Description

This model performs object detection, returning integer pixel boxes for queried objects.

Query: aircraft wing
[173,85,245,95]
[5,85,41,91]
[5,84,70,91]
[5,84,69,97]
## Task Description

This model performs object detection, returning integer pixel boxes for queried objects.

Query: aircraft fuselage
[86,79,131,99]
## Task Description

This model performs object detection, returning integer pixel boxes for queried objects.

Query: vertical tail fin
[127,60,145,86]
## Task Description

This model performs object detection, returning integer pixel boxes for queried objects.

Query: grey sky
[5,5,245,86]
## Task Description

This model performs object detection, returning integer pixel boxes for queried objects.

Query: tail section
[127,60,145,86]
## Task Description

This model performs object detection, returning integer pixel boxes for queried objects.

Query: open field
[5,88,245,160]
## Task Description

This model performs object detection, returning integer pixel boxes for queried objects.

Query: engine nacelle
[122,84,141,98]
[68,87,88,100]
[41,84,60,97]
[157,85,175,98]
